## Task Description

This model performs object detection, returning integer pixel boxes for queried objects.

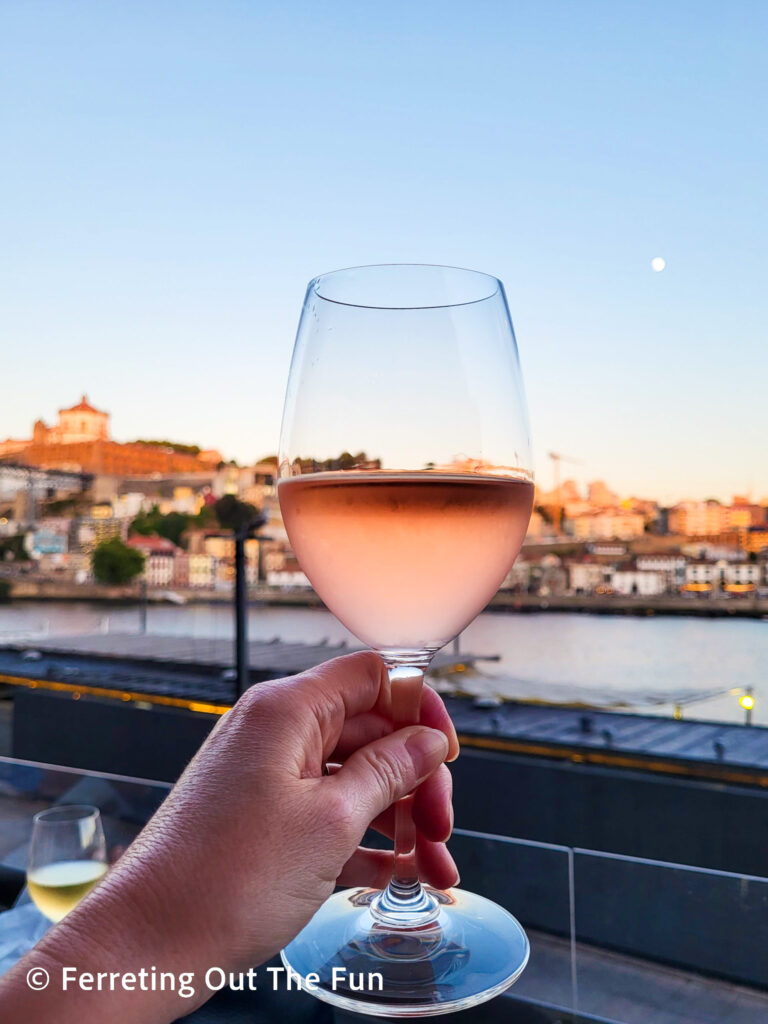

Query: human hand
[0,652,458,1024]
[130,651,459,970]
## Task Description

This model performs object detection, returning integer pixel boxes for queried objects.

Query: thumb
[331,726,449,829]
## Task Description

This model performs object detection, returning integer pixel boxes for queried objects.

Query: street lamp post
[234,524,250,700]
[213,495,267,702]
[741,687,755,727]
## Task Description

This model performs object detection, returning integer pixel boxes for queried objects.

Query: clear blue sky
[2,1,766,503]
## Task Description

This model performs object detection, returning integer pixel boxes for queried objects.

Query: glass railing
[0,755,168,872]
[1,757,767,1023]
[572,847,768,1024]
[449,829,576,1012]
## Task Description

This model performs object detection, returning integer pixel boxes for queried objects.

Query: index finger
[331,687,459,763]
[289,651,389,758]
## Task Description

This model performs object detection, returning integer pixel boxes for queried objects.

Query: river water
[1,602,766,726]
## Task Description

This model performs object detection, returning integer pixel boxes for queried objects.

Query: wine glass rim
[33,804,101,826]
[310,263,502,310]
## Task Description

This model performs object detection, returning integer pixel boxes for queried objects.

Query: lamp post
[214,496,267,702]
[139,578,148,635]
[234,524,250,700]
[740,687,755,727]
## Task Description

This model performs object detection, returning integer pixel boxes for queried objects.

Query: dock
[0,634,494,706]
[0,634,766,785]
[442,697,768,785]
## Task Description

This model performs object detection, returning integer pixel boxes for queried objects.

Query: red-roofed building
[127,535,178,587]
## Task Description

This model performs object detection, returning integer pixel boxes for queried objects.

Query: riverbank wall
[3,578,768,617]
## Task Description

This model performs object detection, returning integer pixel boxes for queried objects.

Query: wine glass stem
[373,659,440,926]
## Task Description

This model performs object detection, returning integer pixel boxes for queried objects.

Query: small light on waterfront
[740,695,755,711]
[651,257,666,272]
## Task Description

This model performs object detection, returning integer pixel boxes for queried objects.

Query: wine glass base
[280,887,529,1018]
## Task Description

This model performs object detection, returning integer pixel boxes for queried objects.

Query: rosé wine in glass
[279,471,533,651]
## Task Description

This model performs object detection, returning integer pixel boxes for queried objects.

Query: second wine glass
[28,804,108,923]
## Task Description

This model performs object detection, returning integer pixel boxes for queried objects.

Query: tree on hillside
[93,537,145,585]
[131,507,190,547]
[131,439,202,456]
[130,506,162,537]
[192,503,218,528]
[213,495,266,535]
[152,511,189,547]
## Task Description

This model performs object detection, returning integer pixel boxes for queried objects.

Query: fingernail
[447,739,460,763]
[405,728,449,776]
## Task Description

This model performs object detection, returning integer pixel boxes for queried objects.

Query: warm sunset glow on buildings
[0,396,220,476]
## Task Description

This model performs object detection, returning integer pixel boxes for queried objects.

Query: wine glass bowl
[278,264,533,1016]
[27,805,108,923]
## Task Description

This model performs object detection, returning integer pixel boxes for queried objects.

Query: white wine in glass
[28,805,108,923]
[278,264,534,1017]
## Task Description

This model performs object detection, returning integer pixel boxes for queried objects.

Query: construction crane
[548,451,583,534]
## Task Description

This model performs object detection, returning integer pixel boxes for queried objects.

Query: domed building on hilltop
[0,396,216,476]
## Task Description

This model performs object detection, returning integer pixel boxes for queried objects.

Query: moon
[651,257,666,272]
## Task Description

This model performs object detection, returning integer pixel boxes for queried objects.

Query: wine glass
[28,805,108,923]
[278,264,534,1016]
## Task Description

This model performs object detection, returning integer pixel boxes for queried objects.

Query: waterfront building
[112,492,149,520]
[682,542,741,562]
[610,567,666,596]
[173,553,190,588]
[587,543,627,557]
[127,535,177,587]
[669,501,729,537]
[523,508,547,541]
[35,551,69,574]
[683,560,760,593]
[742,527,768,555]
[66,552,93,584]
[685,561,721,590]
[76,516,126,553]
[28,529,68,558]
[203,535,235,560]
[501,559,532,591]
[187,554,218,588]
[571,510,646,541]
[723,562,761,589]
[635,554,687,591]
[156,486,202,516]
[533,554,568,596]
[727,501,766,530]
[568,560,613,594]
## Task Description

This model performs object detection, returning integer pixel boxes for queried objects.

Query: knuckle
[360,745,408,804]
[307,686,342,731]
[236,679,281,720]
